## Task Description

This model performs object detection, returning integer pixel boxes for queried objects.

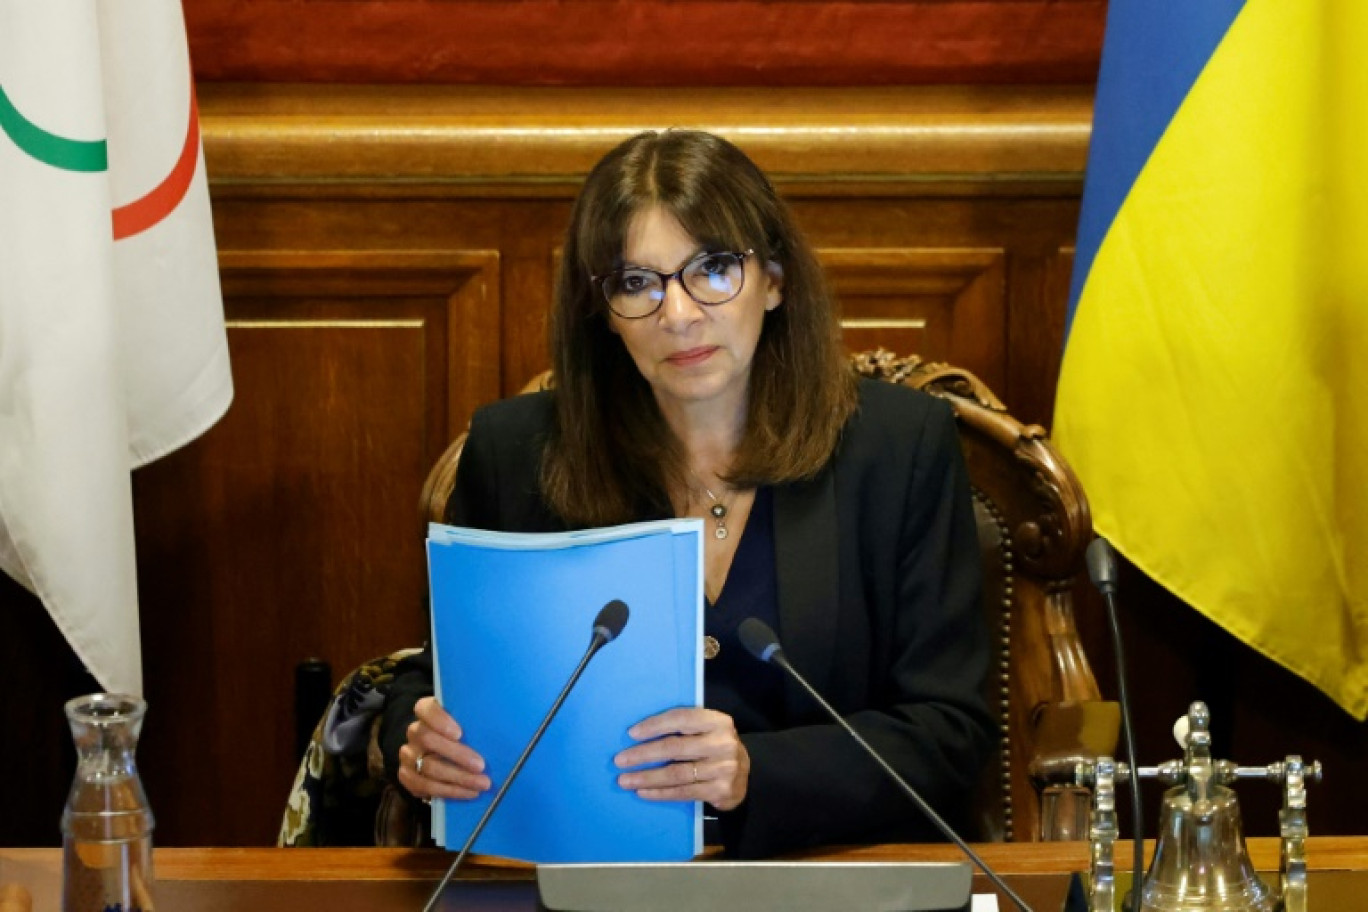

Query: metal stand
[1074,702,1321,912]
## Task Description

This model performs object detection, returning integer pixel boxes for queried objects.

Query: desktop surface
[3,839,1367,911]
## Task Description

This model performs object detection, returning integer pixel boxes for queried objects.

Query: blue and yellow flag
[1055,0,1368,718]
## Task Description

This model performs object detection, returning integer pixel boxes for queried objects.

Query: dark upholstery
[278,648,427,847]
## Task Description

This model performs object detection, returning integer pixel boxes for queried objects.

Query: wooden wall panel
[1,84,1095,846]
[1025,248,1077,425]
[824,248,1007,393]
[6,84,1362,849]
[165,85,1092,844]
[136,320,427,844]
[789,195,1087,428]
[0,576,97,847]
[184,1,1107,86]
[195,84,1093,189]
[132,250,502,844]
[218,250,503,442]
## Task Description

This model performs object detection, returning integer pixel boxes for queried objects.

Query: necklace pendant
[703,635,720,659]
[714,526,728,540]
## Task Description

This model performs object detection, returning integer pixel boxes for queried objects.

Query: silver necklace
[691,474,729,658]
[699,483,731,540]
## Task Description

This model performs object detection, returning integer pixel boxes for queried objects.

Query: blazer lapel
[772,467,840,719]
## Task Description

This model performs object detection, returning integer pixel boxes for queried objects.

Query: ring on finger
[416,752,429,777]
[691,762,700,784]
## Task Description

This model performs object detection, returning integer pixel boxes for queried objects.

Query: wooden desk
[4,838,1367,911]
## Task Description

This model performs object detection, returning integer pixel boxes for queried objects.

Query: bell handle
[1279,755,1312,912]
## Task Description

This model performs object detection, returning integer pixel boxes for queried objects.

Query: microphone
[1084,537,1144,912]
[1085,535,1120,596]
[592,597,630,645]
[420,599,630,912]
[736,618,1035,912]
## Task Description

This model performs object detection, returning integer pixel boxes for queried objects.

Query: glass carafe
[61,693,155,912]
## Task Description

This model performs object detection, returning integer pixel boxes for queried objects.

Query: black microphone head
[737,618,783,663]
[1085,537,1119,595]
[592,599,630,643]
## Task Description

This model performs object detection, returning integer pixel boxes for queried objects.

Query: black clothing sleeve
[725,386,994,857]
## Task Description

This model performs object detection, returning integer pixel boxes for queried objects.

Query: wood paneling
[166,84,1092,845]
[2,85,1090,846]
[198,85,1090,844]
[197,84,1092,192]
[184,1,1106,86]
[0,577,96,847]
[825,248,1007,392]
[4,84,1363,849]
[217,250,503,442]
[132,248,502,844]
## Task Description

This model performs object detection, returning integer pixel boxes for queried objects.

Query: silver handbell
[1136,702,1273,910]
[1141,767,1274,910]
[1077,701,1320,912]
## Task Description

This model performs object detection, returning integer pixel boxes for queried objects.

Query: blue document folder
[426,519,704,863]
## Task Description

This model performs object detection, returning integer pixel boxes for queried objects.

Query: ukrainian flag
[1054,0,1368,718]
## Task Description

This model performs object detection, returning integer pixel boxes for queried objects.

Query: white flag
[0,2,233,696]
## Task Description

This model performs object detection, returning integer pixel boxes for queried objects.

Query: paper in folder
[426,519,705,863]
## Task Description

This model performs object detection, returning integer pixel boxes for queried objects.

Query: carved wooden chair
[284,349,1117,845]
[415,350,1119,842]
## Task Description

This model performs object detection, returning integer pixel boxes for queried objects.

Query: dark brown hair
[542,129,857,527]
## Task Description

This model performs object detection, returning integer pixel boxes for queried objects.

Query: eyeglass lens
[602,252,746,318]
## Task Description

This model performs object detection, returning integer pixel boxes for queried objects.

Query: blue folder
[427,519,704,863]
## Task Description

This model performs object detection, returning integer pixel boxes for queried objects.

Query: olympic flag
[0,3,233,695]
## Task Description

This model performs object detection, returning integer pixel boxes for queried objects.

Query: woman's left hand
[614,707,750,811]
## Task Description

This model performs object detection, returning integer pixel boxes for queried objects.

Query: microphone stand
[1086,538,1145,912]
[420,604,626,912]
[738,616,1036,912]
[769,650,1035,912]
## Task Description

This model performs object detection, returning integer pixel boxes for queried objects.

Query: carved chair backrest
[848,350,1116,841]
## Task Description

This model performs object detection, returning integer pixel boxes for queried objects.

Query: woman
[380,129,996,859]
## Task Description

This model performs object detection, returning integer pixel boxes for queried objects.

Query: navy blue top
[703,486,785,732]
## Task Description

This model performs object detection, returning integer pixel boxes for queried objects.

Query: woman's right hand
[396,696,492,801]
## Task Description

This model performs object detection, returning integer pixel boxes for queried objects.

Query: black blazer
[381,378,996,858]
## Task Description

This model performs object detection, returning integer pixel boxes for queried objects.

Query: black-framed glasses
[593,249,754,319]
